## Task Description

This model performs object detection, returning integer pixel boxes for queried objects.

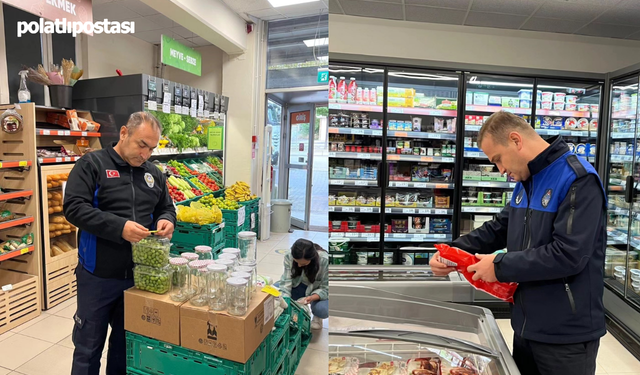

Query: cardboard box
[124,288,184,346]
[180,291,274,363]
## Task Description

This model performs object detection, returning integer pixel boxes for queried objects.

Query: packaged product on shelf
[591,144,597,157]
[337,192,356,206]
[553,102,565,111]
[564,117,578,129]
[387,97,414,108]
[337,77,347,103]
[329,194,336,206]
[415,95,437,109]
[520,99,531,109]
[412,166,430,182]
[473,92,489,106]
[396,192,418,207]
[566,103,577,111]
[385,195,396,207]
[408,217,429,234]
[488,95,501,106]
[575,144,586,156]
[541,101,552,109]
[589,119,598,131]
[362,88,369,105]
[436,99,457,110]
[435,196,451,208]
[402,253,414,265]
[387,87,415,98]
[446,118,456,133]
[418,194,434,208]
[551,117,564,130]
[370,88,377,104]
[407,358,441,375]
[541,92,553,102]
[591,104,599,113]
[355,86,362,105]
[501,97,519,108]
[577,118,589,130]
[329,76,336,102]
[518,89,533,100]
[567,143,575,153]
[391,219,408,233]
[554,92,566,102]
[466,91,473,105]
[412,117,422,131]
[566,95,578,104]
[577,103,590,112]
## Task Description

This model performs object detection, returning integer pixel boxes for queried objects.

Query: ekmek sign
[5,0,94,33]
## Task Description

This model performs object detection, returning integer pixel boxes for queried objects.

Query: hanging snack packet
[435,243,518,303]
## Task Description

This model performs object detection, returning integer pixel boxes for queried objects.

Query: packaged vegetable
[133,264,172,294]
[0,210,13,222]
[435,243,518,303]
[132,237,171,267]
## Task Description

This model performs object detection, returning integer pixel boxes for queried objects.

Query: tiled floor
[0,230,327,375]
[497,319,640,374]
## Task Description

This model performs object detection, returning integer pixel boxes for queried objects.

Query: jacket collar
[107,142,130,167]
[527,135,570,177]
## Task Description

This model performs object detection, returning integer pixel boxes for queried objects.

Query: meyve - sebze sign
[162,35,202,76]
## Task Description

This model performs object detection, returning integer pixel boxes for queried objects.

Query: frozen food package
[407,357,442,375]
[329,357,359,375]
[359,361,407,375]
[435,244,518,303]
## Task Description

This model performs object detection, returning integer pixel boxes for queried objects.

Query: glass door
[267,97,284,200]
[310,104,328,231]
[285,104,315,229]
[460,74,534,236]
[605,75,640,299]
[328,63,385,266]
[533,79,602,165]
[382,68,459,265]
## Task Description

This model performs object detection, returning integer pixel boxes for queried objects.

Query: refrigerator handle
[626,176,635,203]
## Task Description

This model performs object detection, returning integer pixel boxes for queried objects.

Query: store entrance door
[285,104,315,229]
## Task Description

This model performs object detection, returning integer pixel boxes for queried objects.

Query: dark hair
[290,238,325,284]
[126,111,162,133]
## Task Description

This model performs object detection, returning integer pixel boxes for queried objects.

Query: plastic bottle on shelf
[337,77,346,103]
[18,70,30,103]
[329,76,337,103]
[356,86,363,105]
[347,78,357,104]
[370,87,377,106]
[363,88,370,105]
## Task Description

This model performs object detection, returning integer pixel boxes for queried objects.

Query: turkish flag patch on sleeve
[106,170,120,178]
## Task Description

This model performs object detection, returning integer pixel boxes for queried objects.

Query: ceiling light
[268,0,320,7]
[303,37,328,47]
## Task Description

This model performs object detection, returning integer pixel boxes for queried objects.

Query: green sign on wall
[161,35,202,76]
[208,126,224,150]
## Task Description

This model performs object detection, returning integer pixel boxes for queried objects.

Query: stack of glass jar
[188,260,210,306]
[131,237,172,294]
[237,232,258,302]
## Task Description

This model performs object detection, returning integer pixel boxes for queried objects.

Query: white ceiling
[222,0,329,21]
[330,0,640,40]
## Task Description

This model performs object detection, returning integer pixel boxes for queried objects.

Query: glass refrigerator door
[460,74,534,236]
[383,69,459,265]
[605,75,640,297]
[328,64,385,266]
[534,79,601,165]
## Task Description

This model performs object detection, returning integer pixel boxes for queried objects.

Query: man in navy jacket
[431,111,606,375]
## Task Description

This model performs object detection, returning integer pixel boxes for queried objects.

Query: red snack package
[435,244,517,303]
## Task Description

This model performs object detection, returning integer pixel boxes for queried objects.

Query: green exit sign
[318,69,328,83]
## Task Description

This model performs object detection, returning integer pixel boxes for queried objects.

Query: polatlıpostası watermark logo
[18,18,135,38]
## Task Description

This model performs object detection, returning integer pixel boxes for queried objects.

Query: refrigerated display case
[329,286,519,375]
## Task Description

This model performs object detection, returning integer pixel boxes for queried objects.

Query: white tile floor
[497,319,640,374]
[0,230,327,375]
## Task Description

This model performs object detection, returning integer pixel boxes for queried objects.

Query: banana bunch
[225,181,257,202]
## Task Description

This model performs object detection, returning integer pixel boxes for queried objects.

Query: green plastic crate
[269,324,289,370]
[171,221,225,251]
[271,355,288,375]
[300,332,311,359]
[240,198,260,235]
[127,368,150,375]
[126,331,270,375]
[170,243,223,259]
[288,329,302,375]
[285,298,311,338]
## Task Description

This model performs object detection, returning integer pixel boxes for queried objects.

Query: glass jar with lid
[181,252,199,262]
[169,257,189,302]
[187,260,207,298]
[207,263,228,311]
[222,248,241,257]
[216,259,235,277]
[226,277,248,316]
[237,231,257,264]
[190,266,210,306]
[235,261,257,293]
[230,271,252,305]
[195,245,213,261]
[218,253,238,268]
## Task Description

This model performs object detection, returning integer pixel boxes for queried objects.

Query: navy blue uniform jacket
[452,136,607,344]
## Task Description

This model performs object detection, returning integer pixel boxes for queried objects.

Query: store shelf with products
[0,103,42,335]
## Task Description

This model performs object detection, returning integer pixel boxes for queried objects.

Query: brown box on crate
[124,288,185,345]
[180,291,275,363]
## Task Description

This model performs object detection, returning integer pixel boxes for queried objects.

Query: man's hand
[430,251,457,276]
[467,253,498,282]
[122,221,150,243]
[156,219,175,240]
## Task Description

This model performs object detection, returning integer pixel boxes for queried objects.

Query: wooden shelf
[38,156,81,164]
[37,129,100,137]
[0,216,34,231]
[0,245,35,262]
[0,190,33,202]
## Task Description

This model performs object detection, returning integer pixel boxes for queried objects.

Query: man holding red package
[430,111,606,375]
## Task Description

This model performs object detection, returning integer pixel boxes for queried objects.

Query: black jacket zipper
[567,186,576,235]
[564,278,577,314]
[520,180,533,336]
[130,167,136,221]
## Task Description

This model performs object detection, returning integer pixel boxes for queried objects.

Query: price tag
[436,209,448,215]
[198,110,204,117]
[148,101,158,111]
[328,207,335,212]
[356,153,371,159]
[20,247,30,254]
[465,207,477,212]
[204,110,210,118]
[395,131,408,137]
[411,236,425,242]
[435,184,450,189]
[331,180,344,185]
[362,233,375,237]
[181,106,188,115]
[81,132,87,137]
[385,208,392,213]
[571,131,584,136]
[396,182,409,187]
[237,206,246,226]
[389,107,404,114]
[174,105,181,114]
[467,152,479,158]
[478,181,491,186]
[1,284,12,292]
[360,207,374,213]
[419,209,431,214]
[42,130,50,135]
[328,152,336,157]
[328,103,341,109]
[443,157,455,163]
[367,237,378,242]
[345,232,359,238]
[372,130,382,136]
[355,180,369,186]
[548,130,560,135]
[64,157,71,162]
[415,183,427,188]
[55,158,62,163]
[198,95,204,110]
[342,207,355,212]
[402,208,415,213]
[162,102,171,113]
[387,155,400,161]
[352,129,365,135]
[64,131,71,136]
[394,233,407,238]
[434,234,447,239]
[421,157,434,162]
[163,92,171,104]
[430,133,441,139]
[18,161,27,167]
[191,99,197,109]
[58,130,65,136]
[190,108,197,118]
